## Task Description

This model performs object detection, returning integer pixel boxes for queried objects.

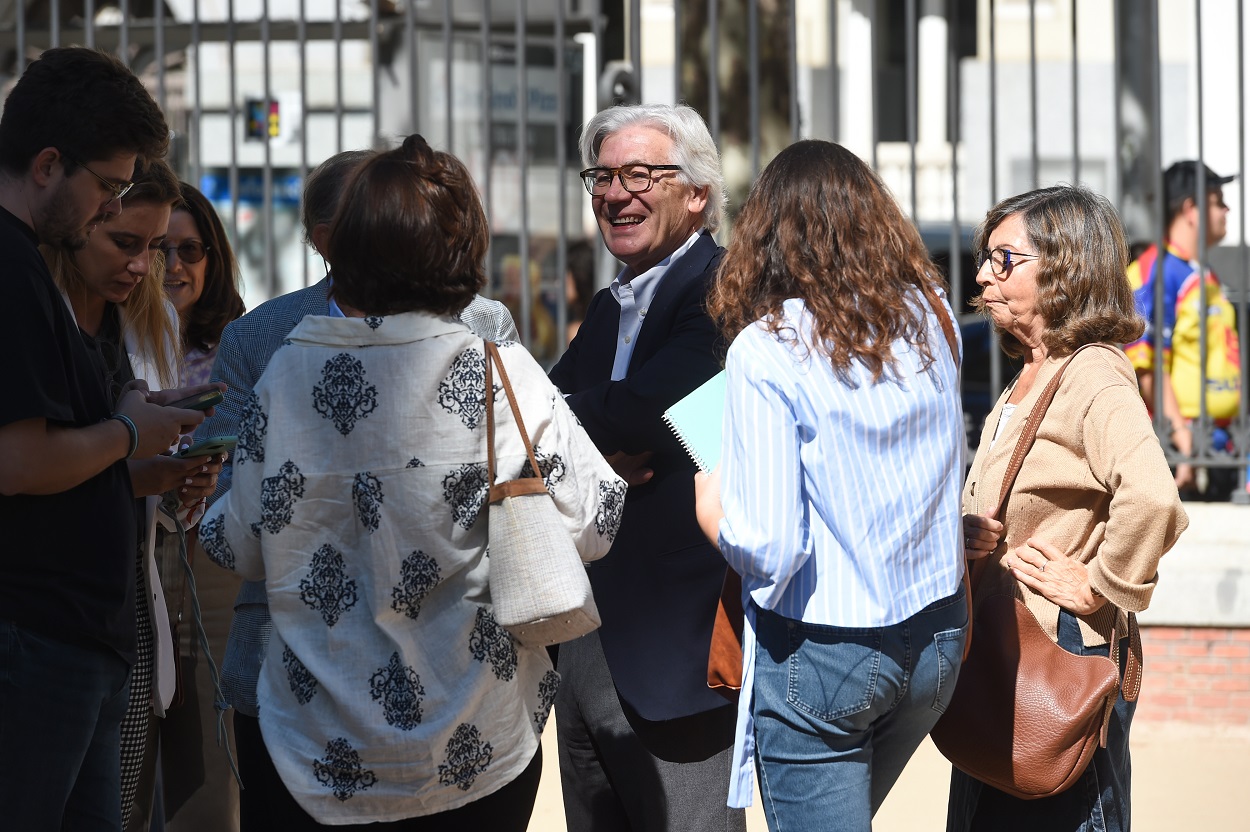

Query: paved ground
[528,717,1250,831]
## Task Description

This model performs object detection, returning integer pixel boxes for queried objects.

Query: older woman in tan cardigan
[951,186,1187,832]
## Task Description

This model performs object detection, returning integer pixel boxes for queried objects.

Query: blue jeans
[0,620,132,831]
[946,609,1136,832]
[752,586,968,832]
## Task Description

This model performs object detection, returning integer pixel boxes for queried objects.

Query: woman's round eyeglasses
[976,246,1040,277]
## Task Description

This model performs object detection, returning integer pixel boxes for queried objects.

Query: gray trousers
[554,630,746,832]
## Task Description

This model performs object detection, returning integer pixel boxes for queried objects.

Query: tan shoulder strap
[484,341,547,502]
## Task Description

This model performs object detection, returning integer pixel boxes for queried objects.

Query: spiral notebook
[662,370,727,473]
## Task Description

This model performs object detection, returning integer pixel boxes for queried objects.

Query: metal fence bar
[869,0,878,170]
[1150,0,1168,445]
[299,0,309,287]
[708,0,720,148]
[674,0,681,102]
[788,0,799,143]
[1237,0,1250,502]
[227,0,240,242]
[517,0,531,348]
[262,0,275,298]
[828,0,838,143]
[1071,0,1079,183]
[556,0,569,349]
[50,0,58,48]
[480,0,492,258]
[407,0,418,136]
[334,0,344,153]
[14,0,23,75]
[1028,0,1038,189]
[370,0,380,147]
[85,0,94,49]
[1194,0,1211,460]
[444,0,453,150]
[1112,0,1123,204]
[906,0,917,218]
[155,0,166,112]
[948,0,961,313]
[630,0,641,101]
[988,0,1003,405]
[748,0,759,176]
[191,0,202,185]
[988,0,997,203]
[119,0,128,64]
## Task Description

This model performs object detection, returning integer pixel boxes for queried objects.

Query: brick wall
[1136,626,1250,725]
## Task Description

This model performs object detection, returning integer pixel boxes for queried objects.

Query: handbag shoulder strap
[920,281,960,371]
[484,341,547,501]
[987,343,1120,521]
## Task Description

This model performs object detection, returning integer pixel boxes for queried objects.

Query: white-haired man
[549,103,743,832]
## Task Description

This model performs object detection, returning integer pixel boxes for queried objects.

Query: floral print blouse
[201,312,625,823]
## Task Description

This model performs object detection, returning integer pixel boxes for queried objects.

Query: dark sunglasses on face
[160,240,210,264]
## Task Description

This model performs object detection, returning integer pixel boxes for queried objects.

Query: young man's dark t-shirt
[0,205,138,661]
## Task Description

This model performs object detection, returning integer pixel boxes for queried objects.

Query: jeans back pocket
[786,622,883,722]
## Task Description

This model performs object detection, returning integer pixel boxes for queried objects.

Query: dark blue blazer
[549,231,731,721]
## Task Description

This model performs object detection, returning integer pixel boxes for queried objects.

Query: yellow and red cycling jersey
[1125,242,1241,420]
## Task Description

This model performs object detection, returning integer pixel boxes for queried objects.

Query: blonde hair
[47,156,183,389]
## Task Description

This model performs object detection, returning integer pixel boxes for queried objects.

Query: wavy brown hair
[973,185,1144,359]
[709,140,944,383]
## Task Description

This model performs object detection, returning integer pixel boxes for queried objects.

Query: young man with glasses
[1125,160,1242,494]
[0,47,212,830]
[549,103,744,832]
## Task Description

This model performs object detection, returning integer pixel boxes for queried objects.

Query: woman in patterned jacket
[200,134,626,829]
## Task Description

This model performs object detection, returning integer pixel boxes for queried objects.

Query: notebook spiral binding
[662,411,712,473]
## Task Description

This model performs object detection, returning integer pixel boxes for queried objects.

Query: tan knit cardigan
[962,345,1189,647]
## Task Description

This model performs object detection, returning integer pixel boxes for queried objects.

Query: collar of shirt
[326,276,347,318]
[608,230,703,381]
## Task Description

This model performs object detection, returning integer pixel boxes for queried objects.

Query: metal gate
[1,0,1245,496]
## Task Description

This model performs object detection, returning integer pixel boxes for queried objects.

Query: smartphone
[175,436,237,459]
[166,389,225,411]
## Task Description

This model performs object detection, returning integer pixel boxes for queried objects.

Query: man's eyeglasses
[160,240,210,264]
[976,246,1041,277]
[580,164,683,196]
[61,151,134,201]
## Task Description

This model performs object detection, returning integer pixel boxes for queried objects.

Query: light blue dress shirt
[609,231,703,380]
[717,294,966,806]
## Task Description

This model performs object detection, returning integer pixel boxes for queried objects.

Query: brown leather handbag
[929,344,1143,800]
[705,285,963,697]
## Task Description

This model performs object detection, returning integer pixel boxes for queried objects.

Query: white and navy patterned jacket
[201,311,624,821]
[200,279,519,717]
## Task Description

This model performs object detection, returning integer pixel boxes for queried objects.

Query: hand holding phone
[175,436,237,459]
[166,389,225,411]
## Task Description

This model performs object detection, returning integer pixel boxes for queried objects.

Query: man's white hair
[579,103,727,232]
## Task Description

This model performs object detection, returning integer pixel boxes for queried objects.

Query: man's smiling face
[591,125,708,276]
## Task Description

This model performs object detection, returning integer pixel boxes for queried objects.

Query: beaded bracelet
[110,413,139,459]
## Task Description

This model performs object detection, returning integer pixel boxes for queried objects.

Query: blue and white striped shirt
[718,294,966,805]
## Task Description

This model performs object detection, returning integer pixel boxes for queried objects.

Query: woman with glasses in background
[45,157,226,831]
[155,181,247,832]
[951,186,1188,832]
[165,183,246,387]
